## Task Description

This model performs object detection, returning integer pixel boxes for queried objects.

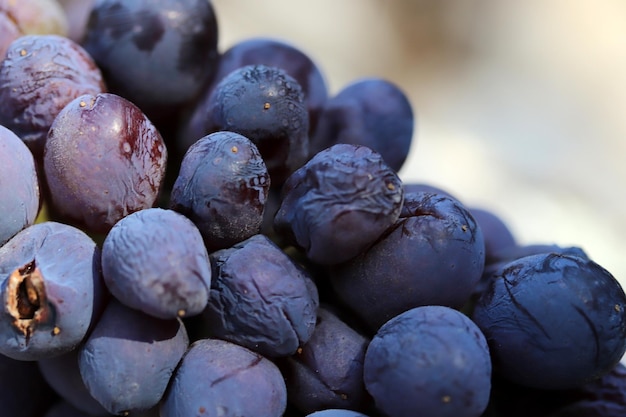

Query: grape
[363,305,492,417]
[472,252,626,389]
[309,77,414,173]
[306,411,371,417]
[78,299,189,415]
[38,348,110,416]
[468,206,517,262]
[82,0,219,115]
[202,234,319,358]
[0,125,40,247]
[0,353,57,417]
[330,191,485,330]
[101,207,212,319]
[0,34,105,159]
[169,131,270,252]
[178,36,328,148]
[274,143,404,266]
[42,401,101,417]
[159,338,287,417]
[0,221,106,360]
[281,306,373,414]
[200,64,310,185]
[43,92,167,234]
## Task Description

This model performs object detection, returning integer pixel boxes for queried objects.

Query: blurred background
[209,0,626,286]
[58,0,625,285]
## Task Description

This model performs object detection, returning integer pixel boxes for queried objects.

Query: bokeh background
[60,0,625,286]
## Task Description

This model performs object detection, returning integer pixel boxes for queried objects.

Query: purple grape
[102,207,212,319]
[274,143,404,266]
[78,299,189,415]
[472,252,626,389]
[0,353,57,417]
[330,191,485,330]
[82,0,219,115]
[169,131,270,252]
[200,64,310,185]
[178,36,328,148]
[363,305,492,417]
[0,124,40,247]
[281,306,372,414]
[38,348,110,417]
[310,78,414,173]
[43,92,167,234]
[202,234,319,358]
[0,34,105,159]
[159,338,288,417]
[0,221,106,360]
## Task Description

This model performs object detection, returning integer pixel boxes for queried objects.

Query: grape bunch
[1,1,626,417]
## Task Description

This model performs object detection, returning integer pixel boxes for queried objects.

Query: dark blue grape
[472,252,626,389]
[0,221,106,360]
[82,0,219,114]
[274,143,404,266]
[169,131,270,252]
[43,92,167,234]
[364,305,492,417]
[0,353,57,417]
[330,191,485,330]
[281,306,372,414]
[43,401,102,417]
[473,243,590,302]
[0,34,105,159]
[309,77,414,173]
[306,410,371,417]
[200,64,310,184]
[78,299,189,415]
[160,338,287,417]
[469,206,517,262]
[202,234,319,358]
[178,36,328,148]
[0,124,40,247]
[39,348,110,416]
[402,182,459,200]
[101,207,211,319]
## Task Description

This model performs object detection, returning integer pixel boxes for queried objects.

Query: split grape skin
[0,221,106,361]
[43,92,168,234]
[0,34,105,159]
[472,252,626,390]
[363,305,492,417]
[101,207,212,320]
[159,338,288,417]
[178,36,328,149]
[280,306,373,414]
[274,143,404,266]
[329,191,485,331]
[0,125,40,247]
[82,0,219,116]
[202,234,319,358]
[309,77,414,173]
[169,131,271,252]
[200,64,310,185]
[78,299,189,416]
